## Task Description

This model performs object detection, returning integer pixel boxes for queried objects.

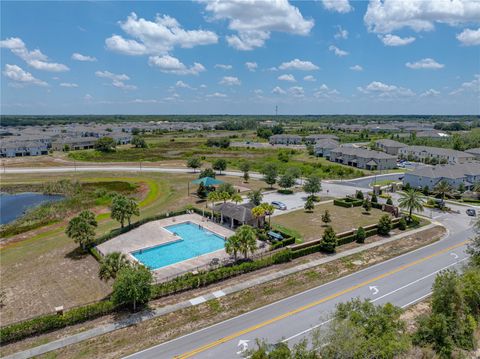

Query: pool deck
[96,213,236,281]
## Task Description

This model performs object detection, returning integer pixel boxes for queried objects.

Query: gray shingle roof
[330,146,397,159]
[407,163,480,179]
[213,202,257,223]
[466,148,480,155]
[375,139,407,148]
[401,146,474,158]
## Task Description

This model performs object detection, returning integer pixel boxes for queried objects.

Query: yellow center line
[175,240,468,359]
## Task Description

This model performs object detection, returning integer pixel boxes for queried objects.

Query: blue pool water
[132,222,226,270]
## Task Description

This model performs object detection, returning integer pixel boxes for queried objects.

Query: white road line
[281,319,333,343]
[401,292,433,308]
[190,296,207,305]
[212,290,226,298]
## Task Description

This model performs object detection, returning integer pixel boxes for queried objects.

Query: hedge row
[333,198,363,208]
[372,202,383,210]
[291,244,322,259]
[270,237,296,250]
[1,301,115,344]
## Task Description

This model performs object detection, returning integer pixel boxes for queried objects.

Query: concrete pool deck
[96,213,235,281]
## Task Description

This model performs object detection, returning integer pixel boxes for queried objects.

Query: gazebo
[189,176,224,195]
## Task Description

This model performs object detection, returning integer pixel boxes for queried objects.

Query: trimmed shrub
[398,217,407,230]
[386,198,393,205]
[334,199,352,208]
[377,215,392,236]
[371,194,378,203]
[337,234,357,246]
[356,190,364,200]
[270,237,295,250]
[356,227,366,243]
[371,202,383,210]
[291,244,322,259]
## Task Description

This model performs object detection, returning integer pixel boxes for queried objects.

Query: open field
[272,202,386,242]
[0,171,266,325]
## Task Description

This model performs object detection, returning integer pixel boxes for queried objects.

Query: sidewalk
[5,223,440,359]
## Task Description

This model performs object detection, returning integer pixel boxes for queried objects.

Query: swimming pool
[131,222,226,270]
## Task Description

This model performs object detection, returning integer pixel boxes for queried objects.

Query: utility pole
[275,105,278,117]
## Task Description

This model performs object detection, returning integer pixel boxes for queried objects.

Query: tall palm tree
[235,225,257,259]
[398,189,426,222]
[251,205,266,228]
[231,193,242,204]
[207,191,220,221]
[433,180,452,201]
[99,252,130,282]
[224,234,241,261]
[260,202,275,226]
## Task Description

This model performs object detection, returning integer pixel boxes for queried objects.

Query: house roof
[314,139,339,149]
[466,148,480,155]
[401,146,474,158]
[330,146,397,160]
[375,139,407,148]
[305,134,339,141]
[213,202,257,223]
[406,162,480,180]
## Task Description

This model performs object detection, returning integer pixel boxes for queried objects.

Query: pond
[0,192,65,225]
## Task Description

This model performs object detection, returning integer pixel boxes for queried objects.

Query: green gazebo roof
[191,176,224,186]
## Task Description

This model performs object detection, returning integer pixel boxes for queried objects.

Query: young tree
[196,182,208,199]
[224,234,241,261]
[398,189,425,222]
[386,197,393,205]
[65,215,96,250]
[125,198,140,226]
[321,210,331,225]
[99,252,130,282]
[286,167,302,180]
[217,182,235,196]
[218,191,231,203]
[304,196,315,212]
[377,214,392,235]
[355,190,364,200]
[212,159,227,175]
[95,137,116,152]
[198,167,216,179]
[231,193,242,204]
[235,225,257,259]
[131,135,147,148]
[186,157,202,173]
[371,193,378,203]
[112,264,153,312]
[321,226,337,253]
[362,199,372,214]
[247,189,263,206]
[356,227,366,243]
[433,180,452,201]
[303,175,321,199]
[78,210,98,228]
[278,173,295,192]
[262,163,278,189]
[110,195,129,227]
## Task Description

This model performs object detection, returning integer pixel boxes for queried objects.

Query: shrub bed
[333,197,363,208]
[270,237,296,250]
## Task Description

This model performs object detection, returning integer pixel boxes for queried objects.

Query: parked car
[271,201,287,210]
[466,209,476,216]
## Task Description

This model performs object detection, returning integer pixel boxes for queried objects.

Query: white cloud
[364,0,480,34]
[420,88,440,97]
[279,58,319,71]
[334,26,349,39]
[329,45,349,57]
[105,12,218,55]
[379,34,416,46]
[278,74,296,82]
[350,65,363,71]
[406,58,444,70]
[215,64,233,70]
[60,82,78,88]
[357,80,415,97]
[148,55,206,75]
[207,92,227,98]
[95,70,137,90]
[131,98,160,104]
[175,80,194,89]
[71,53,97,62]
[272,86,286,95]
[322,0,353,13]
[304,75,316,82]
[84,94,93,101]
[450,74,480,95]
[201,0,314,50]
[289,86,304,97]
[245,62,258,71]
[2,64,48,86]
[253,89,263,94]
[457,28,480,46]
[314,84,341,99]
[219,76,241,86]
[0,37,69,72]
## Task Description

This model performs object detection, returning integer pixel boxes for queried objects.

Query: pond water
[0,192,64,225]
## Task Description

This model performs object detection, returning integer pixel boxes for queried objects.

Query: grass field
[272,202,386,242]
[0,171,265,325]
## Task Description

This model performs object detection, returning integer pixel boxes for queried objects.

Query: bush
[337,234,357,246]
[377,215,392,236]
[371,202,383,210]
[334,199,352,208]
[355,190,364,200]
[333,198,363,208]
[291,244,322,259]
[386,198,393,205]
[356,227,366,243]
[398,217,407,230]
[270,237,296,250]
[371,194,378,203]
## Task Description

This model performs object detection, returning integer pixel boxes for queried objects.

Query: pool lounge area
[96,213,235,281]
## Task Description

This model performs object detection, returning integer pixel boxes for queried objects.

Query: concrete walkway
[5,222,440,359]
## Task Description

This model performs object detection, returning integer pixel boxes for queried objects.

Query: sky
[1,0,479,116]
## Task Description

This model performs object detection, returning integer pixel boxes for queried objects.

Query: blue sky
[1,0,479,115]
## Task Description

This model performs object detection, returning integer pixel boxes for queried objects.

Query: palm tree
[260,202,275,226]
[99,252,130,282]
[224,234,241,261]
[218,191,231,203]
[433,180,452,201]
[231,193,242,204]
[251,205,266,228]
[235,225,257,259]
[207,191,220,221]
[398,189,426,222]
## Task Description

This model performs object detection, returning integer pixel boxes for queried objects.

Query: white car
[271,201,287,210]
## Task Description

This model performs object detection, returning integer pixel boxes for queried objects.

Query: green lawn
[272,202,386,242]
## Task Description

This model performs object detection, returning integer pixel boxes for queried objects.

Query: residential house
[415,130,450,139]
[0,140,49,157]
[398,146,475,164]
[269,134,302,145]
[52,137,98,151]
[329,147,397,170]
[304,134,339,144]
[403,163,480,191]
[314,139,340,158]
[374,139,407,155]
[465,148,480,160]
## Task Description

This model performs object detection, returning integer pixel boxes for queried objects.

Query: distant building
[52,137,98,151]
[304,134,339,144]
[314,139,340,158]
[269,134,302,145]
[0,140,49,157]
[329,147,397,170]
[416,130,450,139]
[364,124,400,133]
[398,146,475,164]
[465,148,480,160]
[403,163,480,191]
[374,139,407,155]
